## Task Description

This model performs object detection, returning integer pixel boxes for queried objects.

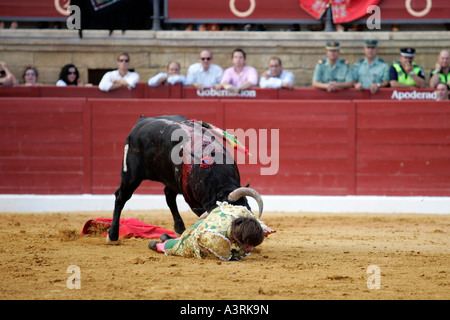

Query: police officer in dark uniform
[389,48,426,88]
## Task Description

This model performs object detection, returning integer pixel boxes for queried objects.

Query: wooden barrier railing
[0,83,438,101]
[1,97,449,196]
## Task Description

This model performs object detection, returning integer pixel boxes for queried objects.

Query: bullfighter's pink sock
[156,241,167,253]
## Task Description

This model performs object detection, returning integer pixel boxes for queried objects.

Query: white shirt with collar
[185,63,223,87]
[259,70,295,89]
[98,70,140,92]
[147,73,186,87]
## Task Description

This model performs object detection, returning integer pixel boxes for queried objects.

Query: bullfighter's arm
[196,229,235,261]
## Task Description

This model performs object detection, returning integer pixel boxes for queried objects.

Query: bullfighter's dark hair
[231,217,264,247]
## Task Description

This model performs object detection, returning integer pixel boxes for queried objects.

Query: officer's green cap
[364,39,378,48]
[326,41,340,51]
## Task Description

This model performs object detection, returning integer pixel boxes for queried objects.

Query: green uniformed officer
[389,47,426,88]
[352,39,389,94]
[312,41,353,92]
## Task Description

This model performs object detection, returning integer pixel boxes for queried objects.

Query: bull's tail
[123,143,129,172]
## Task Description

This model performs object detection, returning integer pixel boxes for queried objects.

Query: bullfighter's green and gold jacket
[164,201,267,261]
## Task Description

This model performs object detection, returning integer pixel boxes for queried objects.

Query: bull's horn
[227,187,263,218]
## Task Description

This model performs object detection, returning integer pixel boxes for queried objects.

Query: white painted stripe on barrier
[0,194,449,214]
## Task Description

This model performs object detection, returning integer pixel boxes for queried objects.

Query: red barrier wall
[0,84,438,101]
[0,84,147,99]
[356,100,450,196]
[0,98,87,194]
[1,97,449,196]
[223,100,355,195]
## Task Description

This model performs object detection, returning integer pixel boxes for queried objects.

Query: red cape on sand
[81,218,176,239]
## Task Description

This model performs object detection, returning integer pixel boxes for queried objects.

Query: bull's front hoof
[106,234,120,245]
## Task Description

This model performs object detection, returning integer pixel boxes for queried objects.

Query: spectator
[22,66,39,86]
[98,53,140,92]
[312,41,353,92]
[186,50,223,90]
[220,48,258,92]
[148,61,186,87]
[259,56,295,89]
[436,82,449,101]
[352,39,389,94]
[0,21,17,29]
[429,50,450,88]
[0,61,17,86]
[389,48,426,88]
[56,64,84,86]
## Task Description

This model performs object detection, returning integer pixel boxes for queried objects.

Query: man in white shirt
[186,50,223,90]
[259,57,295,89]
[98,53,140,92]
[148,61,186,87]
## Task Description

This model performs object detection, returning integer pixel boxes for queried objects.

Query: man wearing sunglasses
[186,50,223,90]
[99,52,140,92]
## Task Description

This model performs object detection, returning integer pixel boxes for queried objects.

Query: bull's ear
[244,183,250,188]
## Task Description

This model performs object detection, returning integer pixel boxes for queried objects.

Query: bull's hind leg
[164,186,186,236]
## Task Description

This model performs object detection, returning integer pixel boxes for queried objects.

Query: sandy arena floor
[0,210,449,300]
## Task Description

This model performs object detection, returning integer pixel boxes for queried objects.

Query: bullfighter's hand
[263,226,276,236]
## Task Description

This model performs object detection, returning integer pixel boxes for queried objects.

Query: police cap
[400,47,416,58]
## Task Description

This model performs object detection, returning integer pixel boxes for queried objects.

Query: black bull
[107,115,263,242]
